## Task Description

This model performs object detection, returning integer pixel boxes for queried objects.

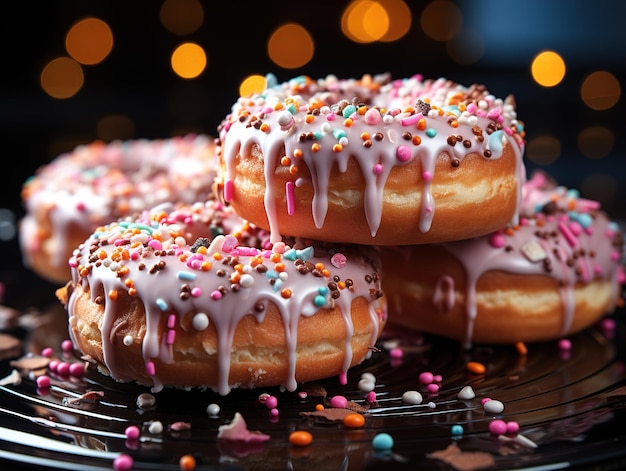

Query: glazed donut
[56,201,387,395]
[216,73,526,245]
[382,171,625,347]
[20,134,218,283]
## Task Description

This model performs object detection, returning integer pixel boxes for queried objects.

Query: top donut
[216,73,527,246]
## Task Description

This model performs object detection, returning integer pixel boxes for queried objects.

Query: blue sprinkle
[283,249,297,261]
[318,286,329,296]
[265,270,279,279]
[426,128,437,138]
[451,424,464,435]
[577,213,593,228]
[313,295,327,307]
[156,298,168,311]
[272,278,282,292]
[296,246,314,261]
[287,103,297,115]
[313,130,322,140]
[177,271,196,281]
[372,433,394,450]
[487,130,503,158]
[342,104,357,118]
[333,128,347,140]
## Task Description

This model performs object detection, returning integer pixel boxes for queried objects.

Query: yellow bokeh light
[239,75,267,98]
[531,51,566,87]
[171,42,207,79]
[526,135,561,166]
[378,0,411,42]
[577,125,615,159]
[40,57,84,99]
[580,71,621,111]
[420,0,462,42]
[65,17,113,65]
[267,23,314,69]
[160,0,204,35]
[342,0,390,43]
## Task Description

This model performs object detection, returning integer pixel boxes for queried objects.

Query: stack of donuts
[22,73,625,395]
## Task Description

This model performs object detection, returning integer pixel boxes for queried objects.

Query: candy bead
[372,433,394,450]
[343,413,365,428]
[330,395,348,408]
[401,390,423,405]
[113,454,134,471]
[489,419,508,435]
[289,430,313,446]
[179,454,196,470]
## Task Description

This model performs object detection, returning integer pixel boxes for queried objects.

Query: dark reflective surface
[1,290,625,471]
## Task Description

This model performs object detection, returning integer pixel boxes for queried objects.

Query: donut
[56,201,387,395]
[216,73,526,245]
[20,134,218,284]
[382,171,625,347]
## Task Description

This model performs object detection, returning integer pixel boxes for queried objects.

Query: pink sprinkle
[167,314,176,329]
[221,234,239,253]
[113,454,134,471]
[286,181,295,215]
[191,287,202,297]
[326,113,335,121]
[75,201,86,211]
[148,239,162,250]
[331,252,347,268]
[146,361,156,376]
[418,371,434,384]
[506,421,520,435]
[373,163,383,175]
[61,339,73,352]
[601,317,616,333]
[270,408,279,417]
[56,362,70,376]
[48,360,59,373]
[422,171,432,182]
[558,221,578,247]
[36,375,51,389]
[400,113,420,126]
[427,383,440,393]
[264,395,278,409]
[224,179,234,202]
[489,419,508,435]
[41,347,54,358]
[125,425,141,441]
[366,391,377,403]
[211,290,222,300]
[569,220,582,236]
[298,391,308,399]
[166,329,176,345]
[481,398,492,405]
[69,362,85,377]
[364,108,381,125]
[433,375,442,382]
[489,232,506,248]
[396,145,411,162]
[558,338,572,351]
[330,395,348,408]
[390,347,403,359]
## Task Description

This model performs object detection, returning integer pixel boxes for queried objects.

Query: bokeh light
[40,57,84,99]
[171,42,207,79]
[577,125,615,159]
[378,0,411,42]
[342,0,390,43]
[526,135,562,166]
[267,23,314,69]
[65,17,113,65]
[160,0,204,35]
[420,0,462,42]
[239,75,267,97]
[531,51,566,87]
[580,71,621,111]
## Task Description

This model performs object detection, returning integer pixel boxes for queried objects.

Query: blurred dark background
[1,0,625,306]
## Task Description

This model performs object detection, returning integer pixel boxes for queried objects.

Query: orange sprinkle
[343,413,365,428]
[275,262,285,272]
[305,114,315,123]
[466,361,486,375]
[213,253,223,261]
[357,105,367,115]
[344,118,354,127]
[289,430,313,447]
[98,249,107,260]
[337,281,346,289]
[230,272,241,283]
[281,288,292,299]
[332,143,343,152]
[417,119,427,130]
[315,262,325,271]
[274,103,284,111]
[505,227,515,236]
[128,287,137,297]
[321,268,330,277]
[449,120,459,128]
[200,261,212,271]
[196,246,208,254]
[412,135,422,145]
[515,341,528,356]
[234,263,244,273]
[293,148,303,158]
[311,143,320,152]
[270,253,281,263]
[315,404,324,411]
[281,156,291,166]
[179,454,196,471]
[108,290,118,301]
[289,165,298,175]
[360,131,370,140]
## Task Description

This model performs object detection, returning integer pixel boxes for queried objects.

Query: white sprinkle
[483,399,504,414]
[123,335,134,346]
[192,313,209,331]
[206,403,221,416]
[148,420,163,434]
[401,390,423,405]
[358,378,376,392]
[457,385,475,401]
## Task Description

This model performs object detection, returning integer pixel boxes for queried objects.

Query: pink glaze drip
[67,201,386,395]
[219,74,526,243]
[438,172,625,347]
[20,134,218,277]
